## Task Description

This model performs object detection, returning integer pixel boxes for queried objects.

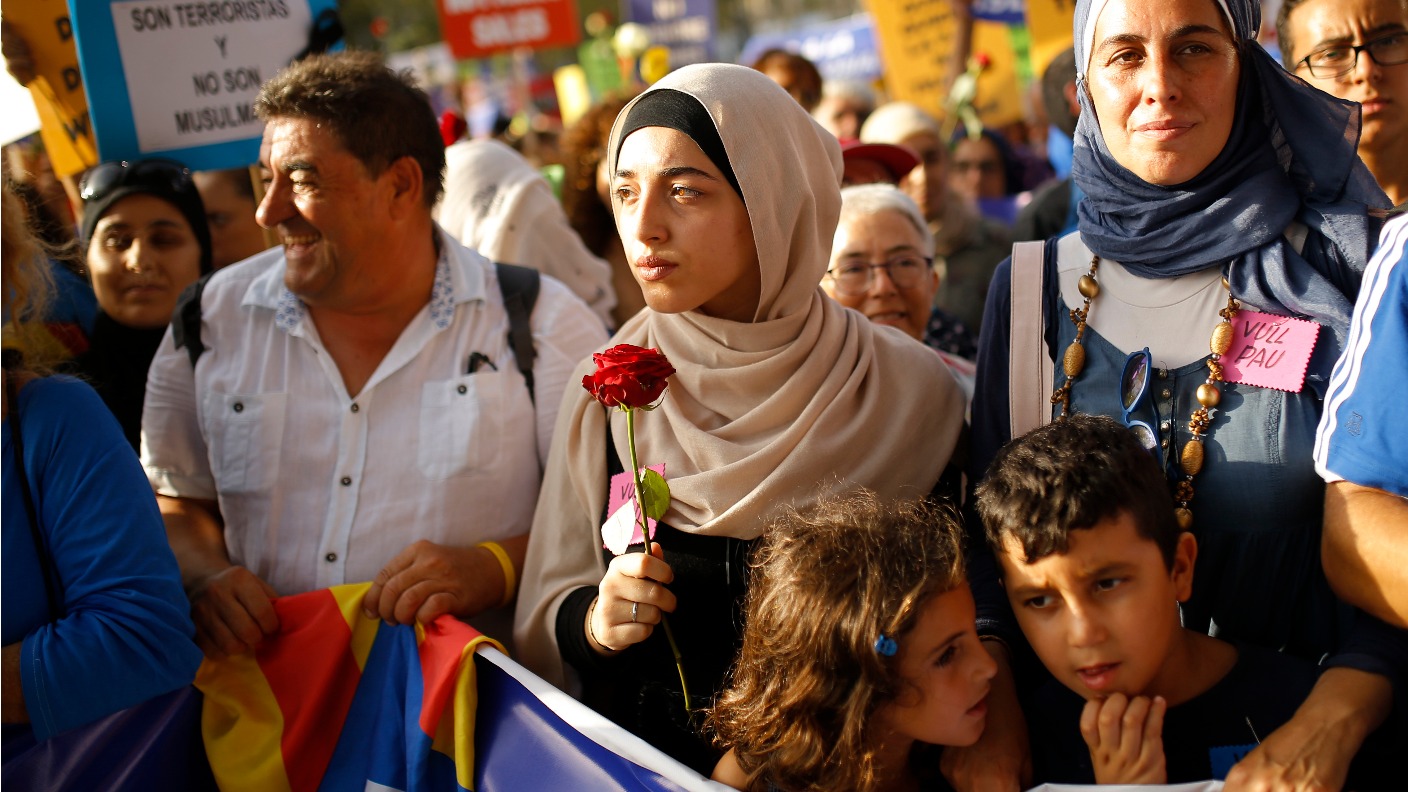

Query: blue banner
[624,0,716,68]
[737,14,880,83]
[972,0,1027,25]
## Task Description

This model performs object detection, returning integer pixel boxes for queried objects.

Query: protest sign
[0,75,40,146]
[553,64,591,127]
[69,0,340,171]
[436,0,581,61]
[737,14,880,83]
[1026,0,1077,79]
[5,0,99,176]
[1222,311,1320,393]
[973,0,1026,25]
[575,34,626,100]
[869,1,1024,129]
[624,0,715,69]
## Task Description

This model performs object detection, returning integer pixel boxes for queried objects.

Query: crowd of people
[3,0,1406,789]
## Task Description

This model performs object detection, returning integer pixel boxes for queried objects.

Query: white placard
[108,0,312,152]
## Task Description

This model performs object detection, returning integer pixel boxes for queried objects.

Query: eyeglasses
[826,255,932,297]
[1296,32,1408,79]
[1120,347,1163,466]
[79,158,194,203]
[951,160,1002,175]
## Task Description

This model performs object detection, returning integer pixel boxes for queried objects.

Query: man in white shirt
[141,51,607,657]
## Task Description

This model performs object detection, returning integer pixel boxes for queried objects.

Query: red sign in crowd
[435,0,582,60]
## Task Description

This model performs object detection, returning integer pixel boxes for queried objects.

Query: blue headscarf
[1071,0,1389,391]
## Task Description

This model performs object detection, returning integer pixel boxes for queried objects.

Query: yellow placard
[868,0,954,121]
[553,64,592,129]
[869,0,1025,130]
[1026,0,1077,79]
[971,21,1024,130]
[640,46,670,86]
[4,0,98,176]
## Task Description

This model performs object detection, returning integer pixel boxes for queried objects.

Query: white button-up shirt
[141,230,607,604]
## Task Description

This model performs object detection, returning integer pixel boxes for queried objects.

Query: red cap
[839,139,921,183]
[440,111,468,148]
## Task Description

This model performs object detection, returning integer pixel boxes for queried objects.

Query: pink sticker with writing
[601,464,665,555]
[1221,311,1319,392]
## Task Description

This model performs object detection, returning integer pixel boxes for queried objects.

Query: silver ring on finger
[631,601,639,623]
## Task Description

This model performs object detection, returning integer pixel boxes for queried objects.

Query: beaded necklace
[1054,255,1241,530]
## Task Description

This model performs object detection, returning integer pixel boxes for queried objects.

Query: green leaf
[639,468,671,521]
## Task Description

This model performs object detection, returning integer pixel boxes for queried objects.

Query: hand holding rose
[589,544,677,653]
[582,343,692,709]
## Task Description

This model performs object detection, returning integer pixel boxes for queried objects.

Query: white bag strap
[1009,241,1053,440]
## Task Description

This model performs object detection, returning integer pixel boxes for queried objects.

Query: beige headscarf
[514,63,965,687]
[436,139,616,326]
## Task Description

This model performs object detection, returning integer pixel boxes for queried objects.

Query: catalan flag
[195,583,503,792]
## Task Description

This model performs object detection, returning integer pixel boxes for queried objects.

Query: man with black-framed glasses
[1279,0,1408,213]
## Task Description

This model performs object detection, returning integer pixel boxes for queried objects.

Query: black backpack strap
[172,271,216,368]
[495,263,540,405]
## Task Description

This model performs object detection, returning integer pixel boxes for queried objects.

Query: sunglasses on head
[79,159,194,204]
[1119,347,1163,466]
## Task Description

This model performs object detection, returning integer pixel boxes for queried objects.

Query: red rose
[582,344,676,409]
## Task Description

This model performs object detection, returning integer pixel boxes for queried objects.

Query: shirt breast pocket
[203,391,287,494]
[418,373,506,480]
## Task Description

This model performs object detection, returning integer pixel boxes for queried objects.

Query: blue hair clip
[874,635,898,657]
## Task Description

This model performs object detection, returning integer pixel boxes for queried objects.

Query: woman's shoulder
[14,374,127,448]
[1053,231,1090,275]
[17,374,105,413]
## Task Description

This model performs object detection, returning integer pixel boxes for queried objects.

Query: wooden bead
[1175,507,1193,530]
[1196,383,1221,408]
[1078,274,1100,300]
[1181,440,1204,476]
[1063,342,1086,377]
[1210,321,1233,356]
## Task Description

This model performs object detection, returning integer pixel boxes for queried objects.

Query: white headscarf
[437,139,616,326]
[514,63,965,687]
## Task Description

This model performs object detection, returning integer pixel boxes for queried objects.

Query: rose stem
[623,405,692,711]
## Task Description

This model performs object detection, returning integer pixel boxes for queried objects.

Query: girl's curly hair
[559,90,638,257]
[709,491,966,792]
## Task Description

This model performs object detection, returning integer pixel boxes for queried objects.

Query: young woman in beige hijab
[514,63,966,771]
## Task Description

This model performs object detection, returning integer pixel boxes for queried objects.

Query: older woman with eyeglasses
[73,158,212,451]
[823,184,979,386]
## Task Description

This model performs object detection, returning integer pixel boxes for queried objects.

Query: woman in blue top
[2,183,202,745]
[960,0,1401,788]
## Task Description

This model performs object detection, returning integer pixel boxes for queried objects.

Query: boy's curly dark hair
[709,491,965,792]
[255,50,445,208]
[976,413,1179,568]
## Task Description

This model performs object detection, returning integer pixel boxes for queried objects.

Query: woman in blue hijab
[961,0,1399,787]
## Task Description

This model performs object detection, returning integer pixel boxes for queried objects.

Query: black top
[71,312,166,453]
[1027,641,1397,787]
[555,431,755,775]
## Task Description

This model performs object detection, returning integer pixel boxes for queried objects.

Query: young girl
[710,493,996,792]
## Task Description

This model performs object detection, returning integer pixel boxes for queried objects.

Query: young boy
[975,414,1318,784]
